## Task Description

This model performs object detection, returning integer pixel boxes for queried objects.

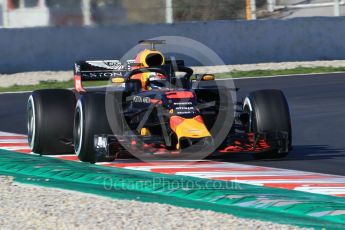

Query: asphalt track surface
[0,73,345,176]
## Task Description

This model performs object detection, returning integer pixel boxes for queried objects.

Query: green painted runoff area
[0,149,345,229]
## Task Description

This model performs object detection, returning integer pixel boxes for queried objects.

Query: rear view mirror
[202,74,215,81]
[111,77,125,83]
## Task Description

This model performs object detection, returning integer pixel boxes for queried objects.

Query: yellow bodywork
[174,118,211,149]
[132,49,166,89]
[137,49,165,67]
[140,128,151,136]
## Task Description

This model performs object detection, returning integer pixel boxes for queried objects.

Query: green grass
[1,66,344,93]
[216,66,345,79]
[0,79,108,93]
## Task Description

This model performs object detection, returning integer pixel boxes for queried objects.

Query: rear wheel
[243,89,292,160]
[27,89,75,154]
[74,93,115,163]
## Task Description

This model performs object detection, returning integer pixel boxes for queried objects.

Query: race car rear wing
[73,60,134,92]
[73,59,185,92]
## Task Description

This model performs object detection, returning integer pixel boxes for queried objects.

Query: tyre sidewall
[74,93,112,163]
[28,89,75,154]
[243,89,292,157]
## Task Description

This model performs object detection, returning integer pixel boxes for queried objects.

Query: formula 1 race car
[27,40,292,163]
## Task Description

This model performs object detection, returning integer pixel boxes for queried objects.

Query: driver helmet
[147,73,167,90]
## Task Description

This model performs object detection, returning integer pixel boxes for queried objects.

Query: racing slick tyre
[243,89,292,160]
[27,89,75,154]
[74,93,114,163]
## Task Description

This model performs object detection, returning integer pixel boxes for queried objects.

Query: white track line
[0,131,26,136]
[0,139,28,143]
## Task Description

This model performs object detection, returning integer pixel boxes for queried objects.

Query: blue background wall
[1,17,345,73]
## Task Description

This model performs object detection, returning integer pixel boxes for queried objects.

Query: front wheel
[74,93,115,163]
[243,89,292,160]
